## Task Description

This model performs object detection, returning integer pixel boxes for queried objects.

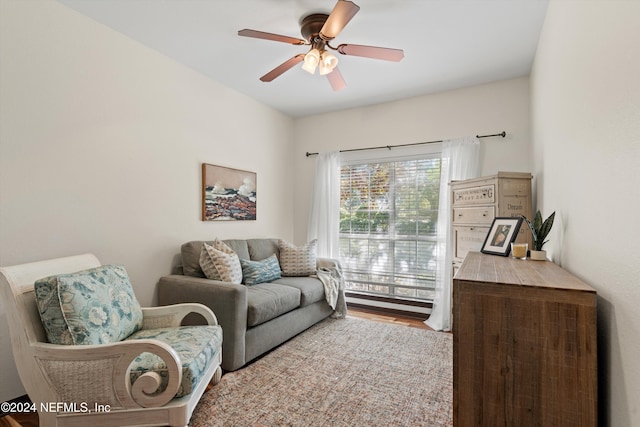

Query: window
[339,154,441,302]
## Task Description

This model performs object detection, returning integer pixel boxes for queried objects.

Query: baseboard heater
[345,293,432,319]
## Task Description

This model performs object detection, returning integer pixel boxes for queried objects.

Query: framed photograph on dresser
[481,217,523,256]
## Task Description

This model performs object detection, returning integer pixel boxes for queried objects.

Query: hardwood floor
[348,306,433,330]
[0,413,36,427]
[1,306,430,427]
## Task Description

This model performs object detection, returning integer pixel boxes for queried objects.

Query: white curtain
[307,151,341,258]
[425,136,480,331]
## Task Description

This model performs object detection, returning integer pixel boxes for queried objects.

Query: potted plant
[522,210,555,261]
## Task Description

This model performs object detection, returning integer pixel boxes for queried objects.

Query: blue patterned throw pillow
[240,254,281,286]
[34,265,143,345]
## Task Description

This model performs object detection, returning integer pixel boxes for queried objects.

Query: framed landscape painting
[202,163,256,221]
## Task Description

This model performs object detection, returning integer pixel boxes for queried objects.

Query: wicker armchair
[0,254,222,427]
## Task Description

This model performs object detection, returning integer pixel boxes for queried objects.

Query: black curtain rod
[305,131,506,157]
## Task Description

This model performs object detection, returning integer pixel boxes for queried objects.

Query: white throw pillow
[200,243,219,280]
[278,239,317,277]
[200,239,242,283]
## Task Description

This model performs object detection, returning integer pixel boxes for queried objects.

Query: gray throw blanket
[315,265,347,319]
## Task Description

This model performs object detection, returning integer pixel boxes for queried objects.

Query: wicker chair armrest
[32,339,182,409]
[141,303,218,329]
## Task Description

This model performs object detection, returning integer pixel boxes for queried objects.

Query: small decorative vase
[529,250,547,261]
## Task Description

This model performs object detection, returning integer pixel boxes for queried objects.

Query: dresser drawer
[453,206,495,225]
[452,184,495,206]
[453,226,490,261]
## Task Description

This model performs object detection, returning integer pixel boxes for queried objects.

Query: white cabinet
[451,172,532,269]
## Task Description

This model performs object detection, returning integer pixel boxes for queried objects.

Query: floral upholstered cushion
[240,254,281,286]
[278,239,317,277]
[34,265,143,345]
[127,325,223,397]
[202,241,242,284]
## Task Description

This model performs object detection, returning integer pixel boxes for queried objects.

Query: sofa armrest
[317,257,342,270]
[157,275,248,371]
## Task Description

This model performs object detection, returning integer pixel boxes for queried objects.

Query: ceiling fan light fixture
[238,0,404,90]
[302,48,320,74]
[319,51,339,75]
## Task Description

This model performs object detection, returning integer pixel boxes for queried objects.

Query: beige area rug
[190,317,453,426]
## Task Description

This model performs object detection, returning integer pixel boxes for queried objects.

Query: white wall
[292,77,532,243]
[0,0,294,402]
[530,1,640,425]
[8,2,636,423]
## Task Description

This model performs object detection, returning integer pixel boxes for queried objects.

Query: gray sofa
[157,238,337,371]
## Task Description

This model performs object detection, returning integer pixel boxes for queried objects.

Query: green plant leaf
[526,210,555,250]
[538,211,556,244]
[522,215,537,241]
[533,210,542,231]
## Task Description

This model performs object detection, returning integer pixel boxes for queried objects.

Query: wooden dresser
[451,172,532,275]
[453,252,598,426]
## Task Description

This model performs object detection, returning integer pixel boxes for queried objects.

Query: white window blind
[339,154,441,301]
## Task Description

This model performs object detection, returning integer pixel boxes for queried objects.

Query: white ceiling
[57,0,549,118]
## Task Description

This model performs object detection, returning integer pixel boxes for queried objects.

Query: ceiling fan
[238,0,404,91]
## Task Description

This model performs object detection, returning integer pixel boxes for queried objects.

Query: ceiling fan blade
[337,44,404,62]
[320,1,360,40]
[238,29,306,45]
[326,67,347,91]
[336,44,404,62]
[260,55,305,82]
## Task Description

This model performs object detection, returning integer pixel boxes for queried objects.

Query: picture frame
[481,217,523,256]
[202,163,256,221]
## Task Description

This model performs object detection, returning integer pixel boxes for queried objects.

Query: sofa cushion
[278,239,317,277]
[127,325,222,398]
[222,239,251,260]
[271,276,326,307]
[203,243,243,284]
[240,255,281,286]
[181,240,250,278]
[34,265,143,345]
[246,283,300,327]
[247,238,279,261]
